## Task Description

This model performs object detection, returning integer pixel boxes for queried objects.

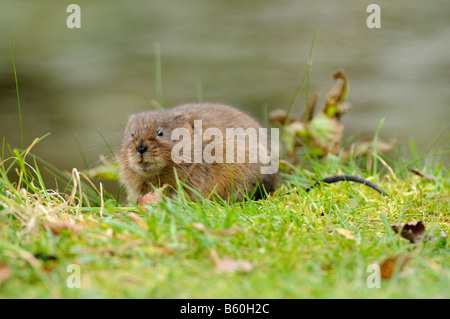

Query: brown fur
[119,103,278,202]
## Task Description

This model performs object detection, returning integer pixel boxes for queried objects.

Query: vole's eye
[156,129,164,137]
[131,131,136,138]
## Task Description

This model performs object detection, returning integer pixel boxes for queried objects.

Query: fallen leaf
[137,185,167,206]
[0,262,12,286]
[322,70,349,119]
[391,221,425,243]
[334,228,356,241]
[380,254,413,279]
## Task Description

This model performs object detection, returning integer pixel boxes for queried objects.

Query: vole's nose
[136,145,148,154]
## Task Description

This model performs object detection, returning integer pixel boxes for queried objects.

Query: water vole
[119,103,279,202]
[119,102,389,203]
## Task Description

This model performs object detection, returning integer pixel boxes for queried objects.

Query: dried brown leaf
[380,254,413,279]
[137,185,167,206]
[322,70,348,119]
[391,221,425,243]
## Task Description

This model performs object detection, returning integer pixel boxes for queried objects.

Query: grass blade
[10,41,24,150]
[155,42,164,107]
[372,118,385,176]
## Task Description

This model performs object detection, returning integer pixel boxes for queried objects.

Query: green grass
[0,140,448,298]
[1,42,448,299]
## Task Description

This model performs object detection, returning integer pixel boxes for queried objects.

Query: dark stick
[305,175,389,197]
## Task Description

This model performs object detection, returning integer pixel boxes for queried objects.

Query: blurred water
[1,0,449,181]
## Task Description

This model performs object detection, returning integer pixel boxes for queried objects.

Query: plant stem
[10,41,24,150]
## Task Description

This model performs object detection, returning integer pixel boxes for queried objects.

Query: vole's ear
[125,114,138,131]
[127,113,141,124]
